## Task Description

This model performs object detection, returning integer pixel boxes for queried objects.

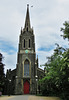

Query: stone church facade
[6,4,45,95]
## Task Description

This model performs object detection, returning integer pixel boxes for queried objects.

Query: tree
[61,21,69,40]
[0,53,5,94]
[39,21,69,100]
[40,45,69,100]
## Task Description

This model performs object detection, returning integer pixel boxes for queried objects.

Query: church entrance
[24,80,30,94]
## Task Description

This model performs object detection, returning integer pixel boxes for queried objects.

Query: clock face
[25,50,28,53]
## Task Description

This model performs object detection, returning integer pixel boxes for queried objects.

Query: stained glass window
[24,59,29,76]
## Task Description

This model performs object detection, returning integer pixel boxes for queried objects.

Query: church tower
[15,4,37,94]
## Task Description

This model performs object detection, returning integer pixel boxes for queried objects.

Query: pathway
[0,95,61,100]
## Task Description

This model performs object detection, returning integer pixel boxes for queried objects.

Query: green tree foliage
[40,46,69,100]
[0,53,5,94]
[61,21,69,40]
[39,21,69,100]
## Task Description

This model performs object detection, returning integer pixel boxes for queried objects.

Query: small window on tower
[27,27,28,32]
[24,39,25,48]
[29,39,30,48]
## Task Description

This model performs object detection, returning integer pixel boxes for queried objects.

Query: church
[6,4,45,95]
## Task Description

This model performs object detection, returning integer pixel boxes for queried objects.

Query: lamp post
[8,79,11,96]
[35,75,38,95]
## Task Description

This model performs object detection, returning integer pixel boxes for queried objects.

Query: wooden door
[24,80,30,94]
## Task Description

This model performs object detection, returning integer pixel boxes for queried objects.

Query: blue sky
[0,40,17,54]
[0,0,69,73]
[38,46,55,52]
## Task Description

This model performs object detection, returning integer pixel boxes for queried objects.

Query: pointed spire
[24,4,31,29]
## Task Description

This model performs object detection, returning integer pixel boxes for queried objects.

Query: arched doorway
[24,80,30,94]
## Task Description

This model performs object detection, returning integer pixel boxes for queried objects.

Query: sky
[0,0,69,73]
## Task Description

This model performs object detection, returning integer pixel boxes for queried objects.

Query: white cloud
[37,49,54,70]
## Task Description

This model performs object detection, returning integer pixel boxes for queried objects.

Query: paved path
[29,96,61,100]
[0,95,61,100]
[8,95,29,100]
[0,96,14,100]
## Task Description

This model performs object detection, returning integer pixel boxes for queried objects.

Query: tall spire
[24,4,31,29]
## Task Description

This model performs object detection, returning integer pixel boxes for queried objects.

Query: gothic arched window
[29,39,30,48]
[24,39,25,48]
[24,59,29,76]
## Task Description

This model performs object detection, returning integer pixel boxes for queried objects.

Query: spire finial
[24,4,31,29]
[27,4,29,7]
